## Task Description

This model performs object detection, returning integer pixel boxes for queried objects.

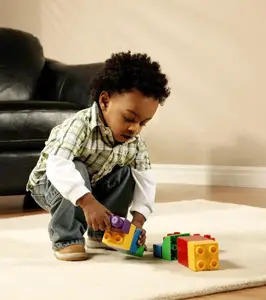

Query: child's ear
[99,91,110,111]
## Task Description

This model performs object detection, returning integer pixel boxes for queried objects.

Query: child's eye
[124,116,134,122]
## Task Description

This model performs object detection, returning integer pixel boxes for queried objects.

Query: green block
[162,233,190,261]
[132,245,145,257]
[162,236,175,261]
[123,245,145,257]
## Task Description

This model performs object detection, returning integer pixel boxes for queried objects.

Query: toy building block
[167,232,181,236]
[129,229,142,253]
[125,244,145,257]
[103,216,145,256]
[124,245,145,257]
[193,233,215,241]
[126,228,145,256]
[102,223,136,251]
[162,232,190,261]
[188,240,219,271]
[109,216,131,234]
[153,244,163,258]
[177,235,209,267]
[203,234,215,241]
[133,245,145,257]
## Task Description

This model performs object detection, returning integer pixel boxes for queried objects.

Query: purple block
[109,215,131,234]
[121,219,131,234]
[110,216,123,229]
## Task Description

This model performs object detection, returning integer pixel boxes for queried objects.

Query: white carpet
[1,200,266,300]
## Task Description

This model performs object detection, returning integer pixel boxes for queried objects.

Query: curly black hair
[90,51,170,105]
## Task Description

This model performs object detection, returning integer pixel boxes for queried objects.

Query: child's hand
[137,228,147,247]
[77,193,113,231]
[132,221,147,249]
[132,212,147,248]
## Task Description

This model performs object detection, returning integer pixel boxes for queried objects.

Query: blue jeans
[30,160,135,250]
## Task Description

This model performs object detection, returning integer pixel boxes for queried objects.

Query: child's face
[99,89,159,143]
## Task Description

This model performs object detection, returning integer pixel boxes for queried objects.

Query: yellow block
[102,224,136,251]
[188,240,219,271]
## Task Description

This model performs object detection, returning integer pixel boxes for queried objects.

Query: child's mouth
[121,134,132,140]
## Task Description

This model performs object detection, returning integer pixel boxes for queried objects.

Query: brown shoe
[54,244,89,261]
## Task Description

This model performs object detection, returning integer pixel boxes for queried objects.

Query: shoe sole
[54,252,89,261]
[85,240,116,251]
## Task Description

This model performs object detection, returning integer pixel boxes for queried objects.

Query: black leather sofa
[0,28,103,206]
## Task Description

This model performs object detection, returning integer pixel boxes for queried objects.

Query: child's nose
[128,123,139,135]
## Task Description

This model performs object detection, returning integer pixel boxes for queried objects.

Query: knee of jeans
[31,194,49,210]
[73,159,89,181]
[45,180,62,205]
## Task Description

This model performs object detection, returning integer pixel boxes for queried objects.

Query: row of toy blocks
[153,232,219,272]
[154,232,215,261]
[102,216,144,257]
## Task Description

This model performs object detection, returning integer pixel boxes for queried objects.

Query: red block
[177,235,209,267]
[177,237,189,266]
[203,234,215,241]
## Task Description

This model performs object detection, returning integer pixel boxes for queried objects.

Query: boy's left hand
[132,212,147,249]
[138,229,147,249]
[132,223,146,246]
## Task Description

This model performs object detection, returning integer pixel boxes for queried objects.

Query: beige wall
[1,0,266,166]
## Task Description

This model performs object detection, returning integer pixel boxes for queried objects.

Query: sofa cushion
[0,101,78,151]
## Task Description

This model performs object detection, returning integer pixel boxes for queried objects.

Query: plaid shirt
[27,102,151,191]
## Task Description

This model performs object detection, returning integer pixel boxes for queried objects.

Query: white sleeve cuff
[130,204,153,221]
[67,185,91,205]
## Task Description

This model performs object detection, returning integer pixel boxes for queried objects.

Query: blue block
[153,244,162,258]
[129,229,142,253]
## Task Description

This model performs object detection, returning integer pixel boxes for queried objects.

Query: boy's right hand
[77,193,113,231]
